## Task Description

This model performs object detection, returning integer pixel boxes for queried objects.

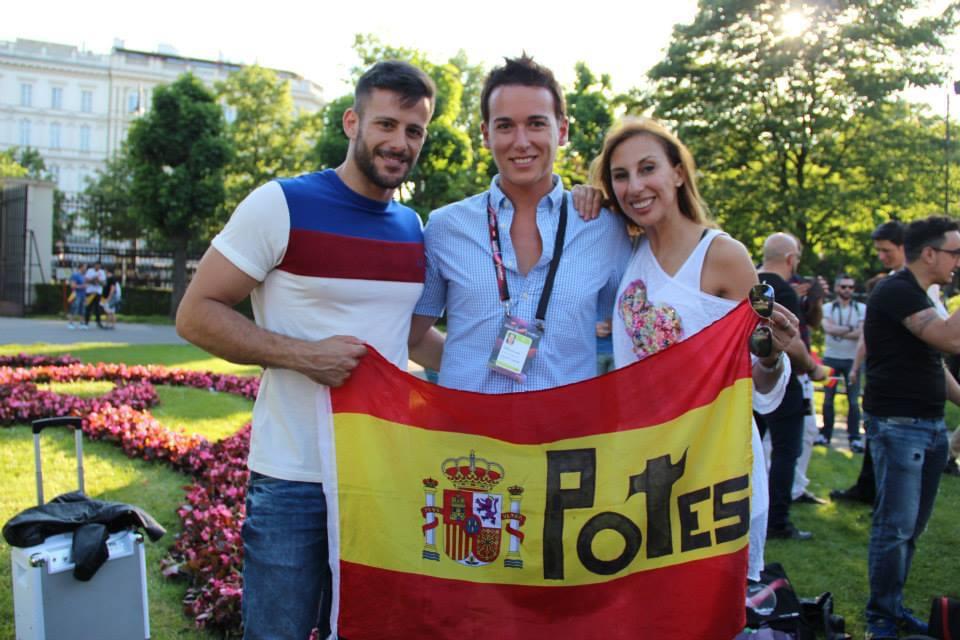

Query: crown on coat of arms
[441,450,504,491]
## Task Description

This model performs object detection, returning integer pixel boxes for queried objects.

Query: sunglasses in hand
[748,283,775,358]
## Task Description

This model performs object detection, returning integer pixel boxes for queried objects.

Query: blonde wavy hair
[590,117,712,228]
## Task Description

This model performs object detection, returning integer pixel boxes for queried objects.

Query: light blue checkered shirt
[415,176,631,393]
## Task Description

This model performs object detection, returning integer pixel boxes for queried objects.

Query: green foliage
[649,0,959,274]
[216,65,319,221]
[0,148,28,179]
[33,282,253,319]
[82,148,144,246]
[127,73,231,316]
[561,62,616,185]
[314,35,485,218]
[311,94,353,169]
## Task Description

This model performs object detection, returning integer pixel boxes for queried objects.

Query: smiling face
[481,85,568,200]
[608,133,685,228]
[928,230,960,286]
[343,88,432,199]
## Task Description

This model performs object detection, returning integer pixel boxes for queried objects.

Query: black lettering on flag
[543,449,596,580]
[576,512,642,575]
[627,449,687,558]
[713,475,750,544]
[678,487,711,552]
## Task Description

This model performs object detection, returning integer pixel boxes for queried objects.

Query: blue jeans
[821,356,861,441]
[866,415,948,627]
[242,472,331,640]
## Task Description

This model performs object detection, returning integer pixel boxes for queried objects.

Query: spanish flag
[328,301,757,639]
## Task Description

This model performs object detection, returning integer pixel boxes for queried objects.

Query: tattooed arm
[902,307,960,354]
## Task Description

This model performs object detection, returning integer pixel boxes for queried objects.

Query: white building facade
[0,38,325,194]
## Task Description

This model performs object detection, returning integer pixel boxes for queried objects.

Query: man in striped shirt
[177,61,441,640]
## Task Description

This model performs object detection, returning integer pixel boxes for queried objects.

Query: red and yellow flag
[329,301,757,639]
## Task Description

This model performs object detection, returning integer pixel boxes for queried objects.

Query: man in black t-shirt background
[862,216,960,640]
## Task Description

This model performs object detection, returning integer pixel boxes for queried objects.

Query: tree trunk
[170,237,188,319]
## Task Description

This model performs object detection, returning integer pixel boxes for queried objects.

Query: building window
[81,90,93,113]
[50,122,61,149]
[51,87,63,109]
[19,120,31,146]
[127,91,139,113]
[20,83,33,107]
[80,125,91,152]
[49,164,60,184]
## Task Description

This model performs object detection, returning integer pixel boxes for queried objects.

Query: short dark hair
[871,220,904,246]
[835,273,855,284]
[904,215,960,262]
[354,60,436,116]
[480,54,566,124]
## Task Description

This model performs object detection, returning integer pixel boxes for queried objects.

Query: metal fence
[54,193,201,290]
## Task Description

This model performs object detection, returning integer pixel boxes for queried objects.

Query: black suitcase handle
[31,416,85,504]
[32,416,83,434]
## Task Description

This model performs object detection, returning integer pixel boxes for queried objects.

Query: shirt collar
[488,174,564,211]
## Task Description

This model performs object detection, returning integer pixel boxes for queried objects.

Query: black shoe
[793,491,827,505]
[945,457,960,476]
[767,525,813,540]
[830,486,873,505]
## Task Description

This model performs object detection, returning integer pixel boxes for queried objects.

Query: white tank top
[613,229,737,367]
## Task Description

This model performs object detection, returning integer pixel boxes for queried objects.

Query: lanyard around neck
[486,192,568,331]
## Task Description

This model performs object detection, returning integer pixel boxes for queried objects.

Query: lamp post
[949,80,960,217]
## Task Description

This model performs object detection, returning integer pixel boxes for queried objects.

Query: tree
[560,62,616,185]
[310,94,353,170]
[82,148,144,264]
[127,73,231,316]
[316,35,480,217]
[1,147,74,240]
[648,0,959,261]
[0,148,28,179]
[216,65,319,218]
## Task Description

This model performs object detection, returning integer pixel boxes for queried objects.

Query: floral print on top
[618,279,684,360]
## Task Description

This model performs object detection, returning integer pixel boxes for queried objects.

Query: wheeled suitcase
[9,416,151,640]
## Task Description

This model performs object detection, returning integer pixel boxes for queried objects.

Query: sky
[2,0,957,113]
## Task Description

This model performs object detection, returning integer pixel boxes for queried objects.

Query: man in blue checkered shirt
[409,55,630,393]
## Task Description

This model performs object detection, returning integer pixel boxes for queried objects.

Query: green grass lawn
[2,342,958,638]
[0,343,255,640]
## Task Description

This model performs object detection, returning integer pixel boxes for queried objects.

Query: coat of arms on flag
[328,301,759,640]
[420,451,526,567]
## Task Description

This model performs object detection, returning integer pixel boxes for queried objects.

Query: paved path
[0,316,429,377]
[0,317,185,345]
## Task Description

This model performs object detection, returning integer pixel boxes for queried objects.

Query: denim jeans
[242,472,332,640]
[866,415,948,628]
[821,357,861,441]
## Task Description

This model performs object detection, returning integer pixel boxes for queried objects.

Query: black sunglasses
[931,246,960,257]
[748,283,775,358]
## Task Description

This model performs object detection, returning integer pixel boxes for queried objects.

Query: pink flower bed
[1,359,258,635]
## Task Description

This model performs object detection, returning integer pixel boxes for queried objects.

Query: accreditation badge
[487,315,542,383]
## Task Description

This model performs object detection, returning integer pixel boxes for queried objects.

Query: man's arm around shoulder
[176,248,366,387]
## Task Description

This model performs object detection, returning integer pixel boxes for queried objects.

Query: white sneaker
[67,323,75,329]
[79,324,90,330]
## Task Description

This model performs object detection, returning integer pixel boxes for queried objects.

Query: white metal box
[11,530,150,640]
